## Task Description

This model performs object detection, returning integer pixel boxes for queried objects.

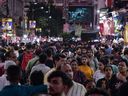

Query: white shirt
[31,64,50,75]
[93,70,105,83]
[62,81,87,96]
[0,74,10,91]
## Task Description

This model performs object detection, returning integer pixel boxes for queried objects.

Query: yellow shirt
[79,65,94,80]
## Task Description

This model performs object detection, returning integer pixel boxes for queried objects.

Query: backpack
[21,52,33,71]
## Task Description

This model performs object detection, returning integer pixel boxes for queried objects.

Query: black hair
[35,49,42,56]
[124,48,128,55]
[96,78,108,89]
[70,59,78,64]
[7,65,21,82]
[85,88,109,96]
[39,52,47,64]
[30,70,44,85]
[99,57,109,66]
[59,53,66,58]
[118,81,128,96]
[45,48,52,57]
[48,71,73,88]
[53,54,60,61]
[104,65,113,73]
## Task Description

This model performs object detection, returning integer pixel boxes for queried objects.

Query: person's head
[4,60,16,72]
[85,88,109,96]
[98,58,107,71]
[81,55,88,65]
[48,71,73,96]
[81,47,87,54]
[39,52,47,64]
[61,64,73,79]
[45,48,52,58]
[118,81,128,96]
[118,60,127,73]
[104,65,113,79]
[53,54,61,69]
[5,51,17,62]
[30,70,44,85]
[124,48,128,55]
[86,49,93,57]
[70,59,78,71]
[75,47,81,55]
[59,53,66,65]
[6,65,21,84]
[84,80,96,91]
[66,57,72,65]
[99,48,105,56]
[34,48,42,56]
[96,78,108,90]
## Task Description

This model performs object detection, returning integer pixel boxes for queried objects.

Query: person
[85,88,109,96]
[26,48,42,76]
[79,55,94,80]
[93,58,106,83]
[97,65,119,96]
[116,60,128,83]
[29,70,47,96]
[0,60,17,91]
[45,48,54,68]
[48,70,86,96]
[0,65,48,96]
[70,59,87,84]
[30,52,50,75]
[84,80,96,92]
[118,81,128,96]
[29,70,44,86]
[86,48,99,72]
[44,54,65,84]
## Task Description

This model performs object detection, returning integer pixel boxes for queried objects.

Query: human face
[66,58,72,65]
[81,57,88,65]
[98,62,104,71]
[49,77,65,96]
[71,61,78,71]
[118,61,127,72]
[62,65,73,79]
[104,66,113,78]
[87,50,93,57]
[60,57,66,65]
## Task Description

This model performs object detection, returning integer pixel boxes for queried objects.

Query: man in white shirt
[48,70,86,96]
[61,64,87,96]
[30,53,50,75]
[0,60,16,91]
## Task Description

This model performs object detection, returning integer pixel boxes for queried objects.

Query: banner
[124,23,128,44]
[2,18,13,31]
[29,20,36,29]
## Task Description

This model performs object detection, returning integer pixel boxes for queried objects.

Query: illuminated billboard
[29,20,36,29]
[2,18,13,31]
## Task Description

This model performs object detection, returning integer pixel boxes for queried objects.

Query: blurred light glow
[23,34,27,38]
[41,7,44,9]
[97,10,100,13]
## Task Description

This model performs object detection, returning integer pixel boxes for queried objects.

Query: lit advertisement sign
[2,18,13,31]
[29,20,36,29]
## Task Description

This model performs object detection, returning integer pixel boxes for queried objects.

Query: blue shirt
[0,84,48,96]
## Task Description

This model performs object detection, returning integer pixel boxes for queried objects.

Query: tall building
[8,0,24,21]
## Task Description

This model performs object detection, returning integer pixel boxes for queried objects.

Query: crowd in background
[0,38,128,96]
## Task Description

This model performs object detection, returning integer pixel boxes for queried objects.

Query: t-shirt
[0,84,48,96]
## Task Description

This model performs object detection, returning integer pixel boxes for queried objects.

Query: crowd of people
[0,38,128,96]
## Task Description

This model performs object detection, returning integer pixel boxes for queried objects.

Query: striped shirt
[62,81,87,96]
